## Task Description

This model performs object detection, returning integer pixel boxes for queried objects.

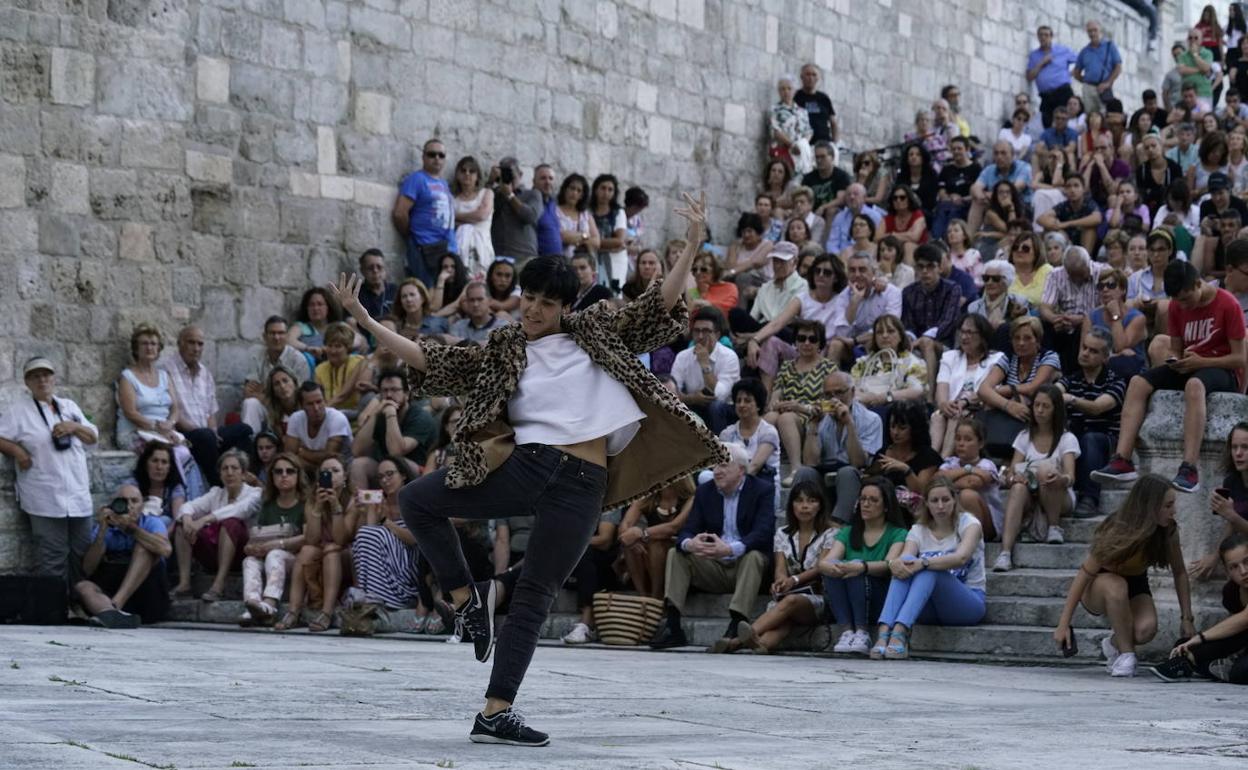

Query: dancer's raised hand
[673,191,707,241]
[330,272,367,323]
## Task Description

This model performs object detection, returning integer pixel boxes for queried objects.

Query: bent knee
[1135,620,1158,645]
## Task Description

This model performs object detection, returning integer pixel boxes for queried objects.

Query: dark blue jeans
[929,200,969,241]
[400,444,607,703]
[823,572,889,628]
[1076,431,1112,504]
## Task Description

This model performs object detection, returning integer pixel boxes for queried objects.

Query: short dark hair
[950,135,971,149]
[1227,238,1248,268]
[691,306,724,336]
[624,186,649,208]
[358,248,384,268]
[298,380,324,403]
[914,243,942,266]
[264,315,288,332]
[736,212,765,237]
[1163,259,1200,298]
[518,255,579,306]
[377,368,408,390]
[793,318,826,348]
[730,378,768,412]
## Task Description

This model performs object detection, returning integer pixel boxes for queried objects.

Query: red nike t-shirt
[1167,287,1247,388]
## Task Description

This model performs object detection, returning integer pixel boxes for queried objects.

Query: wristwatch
[921,557,931,570]
[1110,313,1121,322]
[886,392,894,403]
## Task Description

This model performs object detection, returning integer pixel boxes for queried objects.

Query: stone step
[985,568,1074,597]
[985,542,1087,569]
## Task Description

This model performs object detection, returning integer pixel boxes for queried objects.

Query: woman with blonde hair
[1054,474,1196,677]
[314,322,368,415]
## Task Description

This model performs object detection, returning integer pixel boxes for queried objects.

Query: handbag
[856,348,903,396]
[592,593,665,646]
[339,602,381,637]
[249,522,298,544]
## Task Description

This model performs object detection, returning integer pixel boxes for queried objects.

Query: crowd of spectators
[2,11,1248,684]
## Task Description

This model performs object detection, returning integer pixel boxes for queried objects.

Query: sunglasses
[795,333,819,343]
[1015,243,1032,252]
[892,195,908,201]
[1097,280,1118,290]
[272,467,299,476]
[424,151,446,159]
[983,274,1005,283]
[813,267,837,277]
[693,265,713,273]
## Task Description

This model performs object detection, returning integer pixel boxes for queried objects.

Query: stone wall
[0,0,1168,438]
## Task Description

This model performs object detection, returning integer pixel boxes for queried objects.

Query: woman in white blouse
[930,314,1004,456]
[170,449,262,602]
[451,156,495,280]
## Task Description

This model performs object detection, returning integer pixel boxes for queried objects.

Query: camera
[52,432,73,451]
[108,497,130,515]
[499,164,515,185]
[318,469,333,489]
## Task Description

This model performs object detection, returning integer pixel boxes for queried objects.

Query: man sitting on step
[650,444,775,650]
[1055,327,1125,517]
[74,484,172,628]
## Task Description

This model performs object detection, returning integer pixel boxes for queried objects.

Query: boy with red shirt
[1094,260,1246,492]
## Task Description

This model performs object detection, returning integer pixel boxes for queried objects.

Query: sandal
[869,631,892,660]
[736,624,767,655]
[884,627,911,660]
[201,590,221,603]
[425,612,445,635]
[245,600,277,627]
[307,610,332,633]
[169,585,193,599]
[274,610,303,631]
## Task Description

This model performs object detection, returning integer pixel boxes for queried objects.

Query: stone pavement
[1,625,1245,769]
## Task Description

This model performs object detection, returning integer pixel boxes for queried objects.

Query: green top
[256,499,305,529]
[834,523,908,561]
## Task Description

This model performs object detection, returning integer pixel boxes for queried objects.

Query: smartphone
[1061,630,1079,658]
[318,469,333,489]
[1214,487,1231,515]
[358,489,384,505]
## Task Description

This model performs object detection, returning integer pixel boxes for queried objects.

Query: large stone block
[118,221,155,261]
[348,6,411,49]
[186,150,233,184]
[39,213,80,256]
[0,154,25,208]
[96,58,192,121]
[230,63,294,117]
[354,91,392,135]
[196,56,230,104]
[119,120,183,170]
[238,285,286,341]
[50,47,93,106]
[261,21,302,70]
[50,161,90,214]
[316,125,337,174]
[0,43,50,103]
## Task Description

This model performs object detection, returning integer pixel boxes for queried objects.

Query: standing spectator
[590,174,629,293]
[569,253,614,312]
[770,75,813,173]
[356,249,398,322]
[556,173,600,259]
[238,452,306,626]
[1073,20,1122,115]
[902,245,963,393]
[393,138,456,284]
[968,141,1033,235]
[1040,245,1106,370]
[793,373,884,524]
[535,164,563,260]
[489,157,543,268]
[650,444,775,649]
[1094,261,1247,493]
[1180,27,1217,115]
[672,308,740,434]
[1057,329,1126,518]
[283,382,353,470]
[450,281,509,344]
[795,63,838,144]
[824,183,885,254]
[350,369,436,486]
[450,156,495,279]
[0,357,98,584]
[932,137,982,240]
[74,484,172,628]
[1027,25,1079,129]
[171,450,262,601]
[618,477,696,599]
[805,141,853,214]
[623,185,649,261]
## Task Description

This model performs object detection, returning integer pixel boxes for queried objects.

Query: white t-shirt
[0,396,97,518]
[906,511,986,592]
[285,408,353,450]
[800,292,843,338]
[936,350,1004,401]
[510,334,645,455]
[1011,430,1081,507]
[939,456,1004,533]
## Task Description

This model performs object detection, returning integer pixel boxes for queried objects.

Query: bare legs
[1080,573,1159,654]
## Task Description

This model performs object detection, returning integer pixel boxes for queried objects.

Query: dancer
[331,192,724,747]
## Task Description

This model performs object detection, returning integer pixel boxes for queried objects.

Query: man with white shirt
[672,307,741,434]
[746,241,807,328]
[240,315,313,435]
[282,382,353,468]
[827,253,903,365]
[824,184,884,254]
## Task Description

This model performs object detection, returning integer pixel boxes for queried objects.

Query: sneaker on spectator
[992,551,1013,572]
[1171,462,1200,494]
[832,629,857,653]
[1109,651,1137,677]
[1073,496,1099,518]
[89,608,140,629]
[847,629,870,655]
[1150,655,1196,682]
[469,708,550,747]
[1101,635,1120,672]
[1046,525,1064,544]
[1091,455,1138,485]
[562,622,597,645]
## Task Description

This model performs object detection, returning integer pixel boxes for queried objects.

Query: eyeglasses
[983,274,1005,283]
[794,333,819,343]
[892,195,908,201]
[424,151,446,159]
[1014,243,1032,253]
[1097,280,1118,290]
[692,265,713,273]
[813,267,837,277]
[272,467,299,476]
[824,388,851,398]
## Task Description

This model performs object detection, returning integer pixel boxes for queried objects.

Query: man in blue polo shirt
[532,163,562,259]
[1026,25,1078,128]
[393,139,457,285]
[968,140,1033,234]
[1073,19,1122,115]
[73,484,172,628]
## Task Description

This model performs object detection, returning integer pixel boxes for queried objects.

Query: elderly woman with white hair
[770,75,813,174]
[966,259,1030,352]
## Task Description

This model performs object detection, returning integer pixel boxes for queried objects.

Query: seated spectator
[238,452,306,626]
[672,307,740,434]
[1136,135,1184,217]
[1125,232,1149,273]
[1100,230,1131,271]
[161,325,250,488]
[171,450,261,601]
[850,314,927,418]
[981,180,1025,247]
[945,219,984,287]
[74,484,172,628]
[242,366,300,441]
[1038,176,1103,252]
[870,478,986,659]
[127,441,186,531]
[1040,245,1106,370]
[356,248,397,321]
[724,212,776,302]
[969,141,1033,236]
[428,252,470,313]
[790,186,827,247]
[998,108,1034,162]
[289,287,363,367]
[938,418,1003,541]
[451,155,495,278]
[937,238,980,304]
[895,141,939,214]
[966,259,1029,352]
[249,430,281,486]
[1039,106,1079,161]
[561,507,622,645]
[688,251,739,319]
[864,400,943,496]
[315,322,369,415]
[284,382,353,470]
[240,316,312,433]
[1127,229,1178,334]
[931,315,1005,455]
[1107,181,1152,233]
[820,477,910,655]
[977,316,1062,456]
[1155,178,1201,240]
[827,252,903,366]
[1085,268,1149,378]
[715,480,837,654]
[759,159,797,218]
[994,385,1079,572]
[731,241,807,338]
[492,514,533,573]
[279,456,357,632]
[115,324,205,498]
[556,173,601,258]
[651,444,775,650]
[836,213,878,266]
[1194,206,1243,282]
[423,402,462,474]
[1153,532,1248,683]
[350,369,436,487]
[450,280,510,342]
[351,457,422,611]
[1057,329,1127,519]
[622,248,664,302]
[765,320,836,475]
[0,357,98,585]
[1095,261,1246,493]
[853,151,890,208]
[619,477,696,599]
[931,137,983,239]
[793,372,884,523]
[1192,425,1248,581]
[484,258,521,318]
[745,253,845,387]
[825,183,884,254]
[805,140,853,214]
[387,278,448,340]
[902,245,963,399]
[1043,230,1070,268]
[883,185,928,263]
[756,192,785,242]
[1080,133,1131,212]
[784,214,815,251]
[716,379,779,487]
[1054,474,1194,678]
[769,75,813,172]
[876,235,915,289]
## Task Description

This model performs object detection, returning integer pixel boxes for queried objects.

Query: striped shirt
[1040,262,1105,317]
[1058,367,1125,438]
[993,349,1061,387]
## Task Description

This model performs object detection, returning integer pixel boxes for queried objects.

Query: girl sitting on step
[1053,474,1196,678]
[937,418,1003,542]
[869,477,987,660]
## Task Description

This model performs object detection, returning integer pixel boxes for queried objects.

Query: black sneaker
[89,608,140,629]
[469,708,550,747]
[1150,655,1196,682]
[455,580,496,663]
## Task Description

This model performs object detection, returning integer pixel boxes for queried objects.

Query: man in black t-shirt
[803,141,853,214]
[1198,173,1248,222]
[930,136,982,239]
[795,63,838,144]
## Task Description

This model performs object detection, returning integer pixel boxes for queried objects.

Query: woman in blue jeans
[870,477,986,659]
